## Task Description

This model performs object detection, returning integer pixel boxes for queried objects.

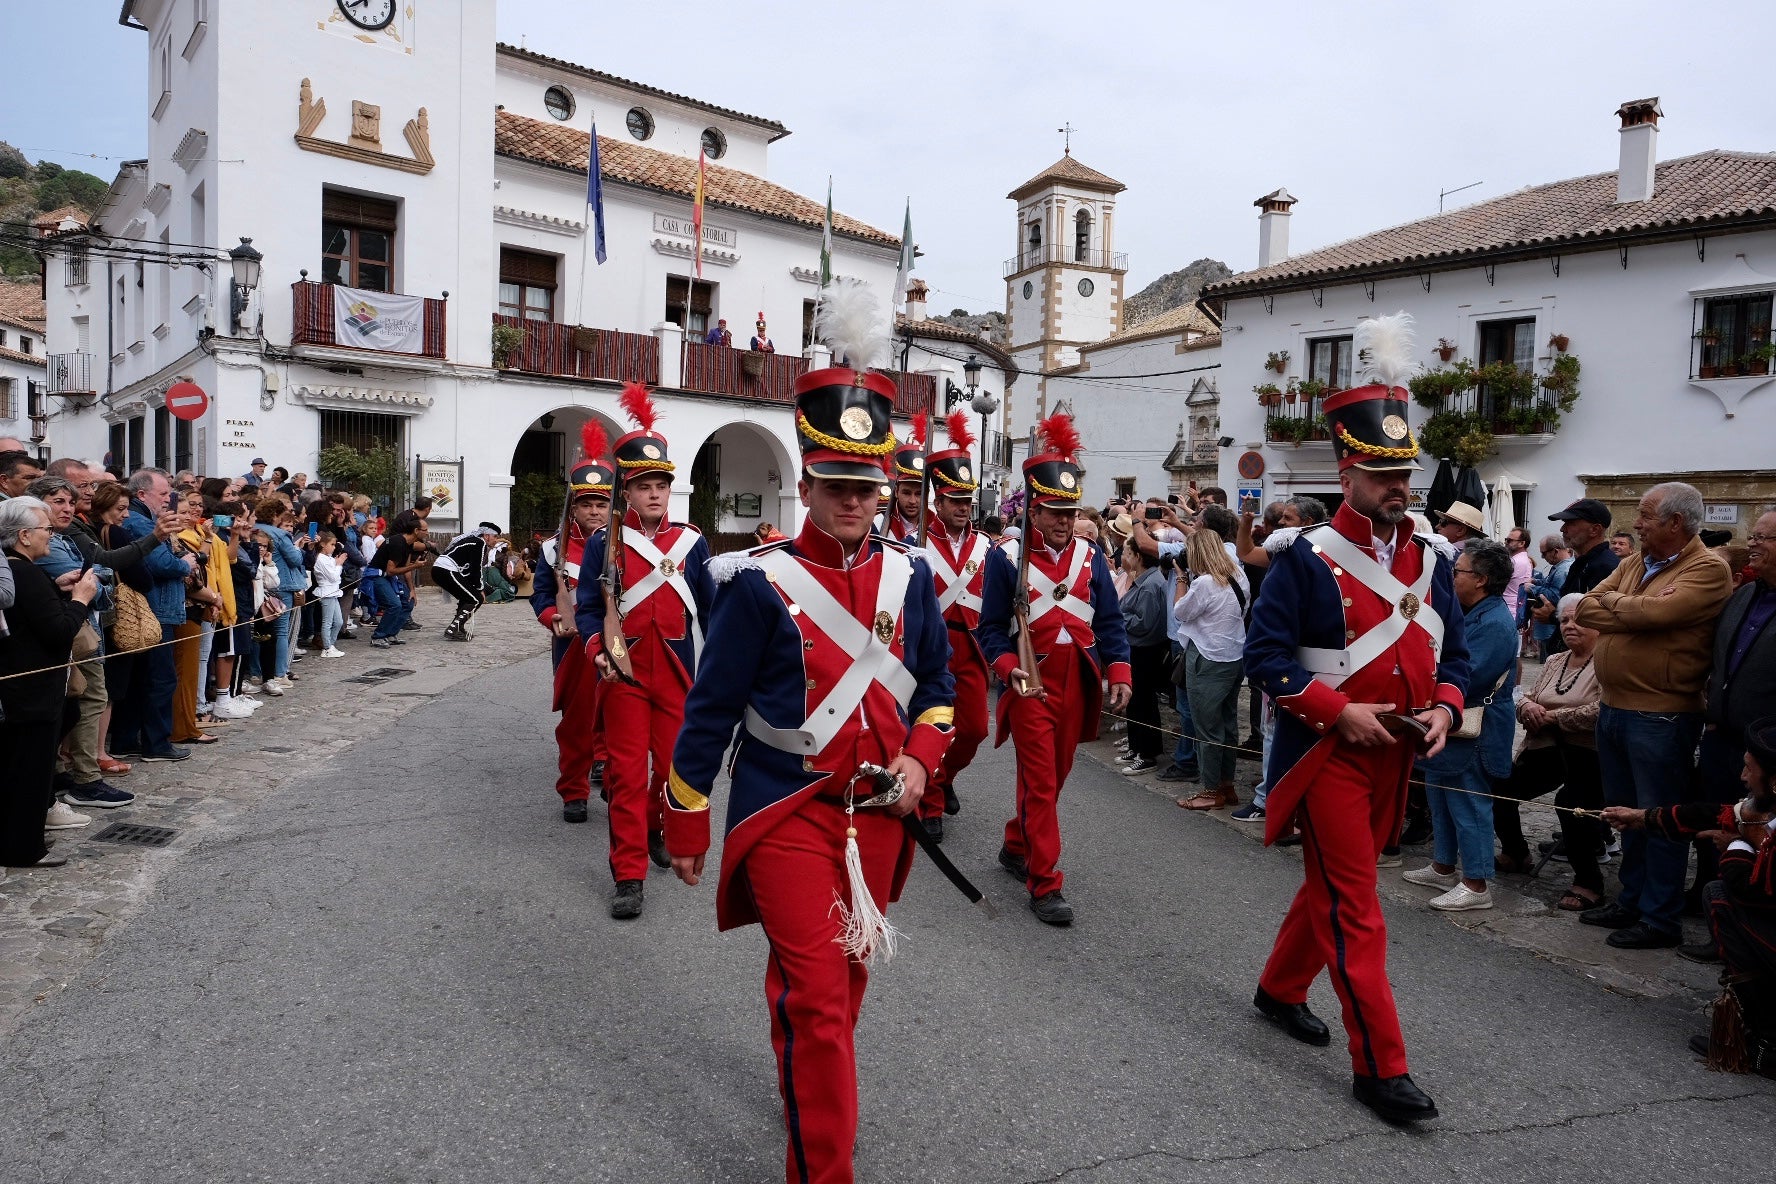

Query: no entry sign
[165,381,209,421]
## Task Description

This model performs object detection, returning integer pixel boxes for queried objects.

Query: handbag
[111,582,159,652]
[1453,671,1509,741]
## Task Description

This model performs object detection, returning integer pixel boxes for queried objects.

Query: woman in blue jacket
[1404,538,1519,912]
[254,495,310,687]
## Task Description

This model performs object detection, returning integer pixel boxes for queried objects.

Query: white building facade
[34,1,1002,542]
[0,283,48,446]
[1203,99,1776,539]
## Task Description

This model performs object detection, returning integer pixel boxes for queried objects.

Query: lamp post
[228,237,263,336]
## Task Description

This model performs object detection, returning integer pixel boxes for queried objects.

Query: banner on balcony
[333,286,425,354]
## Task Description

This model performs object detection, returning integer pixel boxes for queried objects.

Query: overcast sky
[9,1,1770,315]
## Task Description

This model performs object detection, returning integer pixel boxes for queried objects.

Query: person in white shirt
[1171,528,1250,811]
[311,531,346,657]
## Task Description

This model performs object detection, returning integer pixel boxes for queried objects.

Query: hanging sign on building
[333,285,425,354]
[416,458,463,525]
[653,212,737,249]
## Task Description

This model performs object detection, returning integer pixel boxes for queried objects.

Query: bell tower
[1003,151,1128,438]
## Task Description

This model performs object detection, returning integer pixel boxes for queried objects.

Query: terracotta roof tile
[32,206,89,231]
[1008,154,1126,200]
[0,282,46,334]
[1098,302,1217,345]
[894,313,1016,375]
[0,345,46,367]
[495,110,896,247]
[1206,150,1776,298]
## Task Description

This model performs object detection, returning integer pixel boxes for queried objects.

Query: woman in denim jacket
[1404,539,1519,912]
[253,495,309,688]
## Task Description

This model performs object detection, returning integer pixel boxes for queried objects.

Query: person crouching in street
[434,521,502,641]
[1243,314,1470,1124]
[663,338,955,1184]
[976,412,1132,926]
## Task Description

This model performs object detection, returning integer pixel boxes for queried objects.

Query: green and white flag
[892,199,914,312]
[819,176,834,289]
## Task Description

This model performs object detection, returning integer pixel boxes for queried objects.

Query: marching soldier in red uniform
[530,422,613,821]
[884,411,928,543]
[918,410,992,839]
[664,317,956,1184]
[977,413,1132,926]
[1244,313,1471,1123]
[575,384,714,919]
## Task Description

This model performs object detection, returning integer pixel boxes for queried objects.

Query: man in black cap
[1530,498,1619,649]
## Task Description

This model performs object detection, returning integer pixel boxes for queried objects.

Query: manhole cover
[262,745,294,753]
[90,823,178,848]
[344,666,415,685]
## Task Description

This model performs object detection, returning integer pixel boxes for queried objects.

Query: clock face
[337,0,396,31]
[1022,281,1033,300]
[1077,278,1095,297]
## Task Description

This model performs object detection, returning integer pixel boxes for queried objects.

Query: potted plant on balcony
[1541,352,1582,413]
[1309,412,1331,441]
[1265,350,1290,374]
[1253,382,1283,408]
[1294,377,1327,407]
[1283,379,1300,404]
[491,323,526,369]
[1436,337,1458,363]
[1745,341,1776,376]
[1548,332,1570,353]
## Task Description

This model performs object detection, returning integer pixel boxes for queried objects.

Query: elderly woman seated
[1604,718,1776,1075]
[1491,593,1605,906]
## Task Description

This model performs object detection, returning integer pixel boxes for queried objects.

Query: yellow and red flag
[692,148,707,279]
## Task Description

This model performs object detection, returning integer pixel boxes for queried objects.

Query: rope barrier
[1094,706,1605,820]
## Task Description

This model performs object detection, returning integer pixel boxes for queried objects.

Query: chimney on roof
[905,277,928,323]
[1254,188,1297,268]
[1615,97,1662,204]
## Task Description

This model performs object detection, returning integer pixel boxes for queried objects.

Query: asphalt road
[2,652,1770,1183]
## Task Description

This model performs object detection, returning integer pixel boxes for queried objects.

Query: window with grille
[1307,335,1353,390]
[153,405,171,470]
[498,247,558,322]
[321,190,398,292]
[666,275,716,337]
[67,248,89,287]
[0,379,12,419]
[1074,210,1092,262]
[319,408,407,457]
[1477,317,1536,418]
[1696,292,1773,376]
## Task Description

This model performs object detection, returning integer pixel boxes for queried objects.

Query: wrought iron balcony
[45,352,96,396]
[1003,246,1129,277]
[493,315,660,385]
[291,280,447,359]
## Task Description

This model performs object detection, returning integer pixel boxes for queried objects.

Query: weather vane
[1058,122,1076,155]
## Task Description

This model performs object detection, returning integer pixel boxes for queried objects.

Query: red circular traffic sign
[166,381,209,421]
[1237,450,1266,480]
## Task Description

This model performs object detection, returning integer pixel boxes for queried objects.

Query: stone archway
[684,418,799,552]
[508,405,623,542]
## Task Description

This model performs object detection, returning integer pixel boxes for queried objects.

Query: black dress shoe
[1678,939,1722,964]
[610,879,644,920]
[997,846,1029,882]
[1579,900,1641,929]
[1689,1033,1713,1058]
[589,761,605,788]
[1352,1073,1438,1123]
[648,829,671,870]
[1253,986,1331,1047]
[1030,891,1073,926]
[922,816,944,843]
[943,785,960,815]
[562,799,589,824]
[1606,921,1681,949]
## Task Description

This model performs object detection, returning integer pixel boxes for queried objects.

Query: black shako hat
[793,367,897,483]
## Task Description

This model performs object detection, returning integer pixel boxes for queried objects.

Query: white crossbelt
[1023,541,1094,631]
[743,547,916,756]
[926,531,990,614]
[541,538,579,584]
[617,530,704,669]
[1296,529,1442,690]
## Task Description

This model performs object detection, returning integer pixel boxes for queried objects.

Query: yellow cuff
[667,767,708,811]
[915,706,955,728]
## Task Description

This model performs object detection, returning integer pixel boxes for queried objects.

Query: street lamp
[228,237,263,335]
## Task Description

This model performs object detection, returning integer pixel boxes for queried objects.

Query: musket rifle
[551,485,576,632]
[1010,429,1043,699]
[600,482,641,687]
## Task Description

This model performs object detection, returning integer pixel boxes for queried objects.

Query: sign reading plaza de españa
[417,459,463,525]
[333,286,426,355]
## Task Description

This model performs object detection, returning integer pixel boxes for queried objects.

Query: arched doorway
[686,419,798,552]
[508,406,622,544]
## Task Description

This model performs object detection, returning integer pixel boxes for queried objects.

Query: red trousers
[553,644,606,802]
[1258,740,1413,1079]
[1001,644,1084,897]
[599,637,682,882]
[744,795,905,1184]
[922,641,988,820]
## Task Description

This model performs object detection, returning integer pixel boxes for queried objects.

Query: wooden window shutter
[666,275,689,307]
[322,190,398,231]
[499,247,557,289]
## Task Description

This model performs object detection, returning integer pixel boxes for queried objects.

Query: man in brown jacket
[1576,481,1733,949]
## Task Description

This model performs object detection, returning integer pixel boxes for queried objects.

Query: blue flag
[587,122,607,265]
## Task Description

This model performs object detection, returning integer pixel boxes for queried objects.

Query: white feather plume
[1355,312,1419,392]
[814,278,890,371]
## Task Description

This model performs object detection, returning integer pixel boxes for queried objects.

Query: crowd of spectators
[0,446,519,878]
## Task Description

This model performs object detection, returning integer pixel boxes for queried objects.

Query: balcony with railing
[494,315,660,385]
[1003,245,1129,277]
[45,351,96,397]
[291,280,447,359]
[679,341,934,415]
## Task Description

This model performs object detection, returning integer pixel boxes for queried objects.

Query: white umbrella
[1488,474,1516,541]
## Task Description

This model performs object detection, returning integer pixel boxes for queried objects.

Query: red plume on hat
[1037,412,1081,462]
[619,381,661,434]
[909,410,928,448]
[579,418,609,462]
[945,410,975,452]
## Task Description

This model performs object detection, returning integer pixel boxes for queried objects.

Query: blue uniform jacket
[530,529,601,670]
